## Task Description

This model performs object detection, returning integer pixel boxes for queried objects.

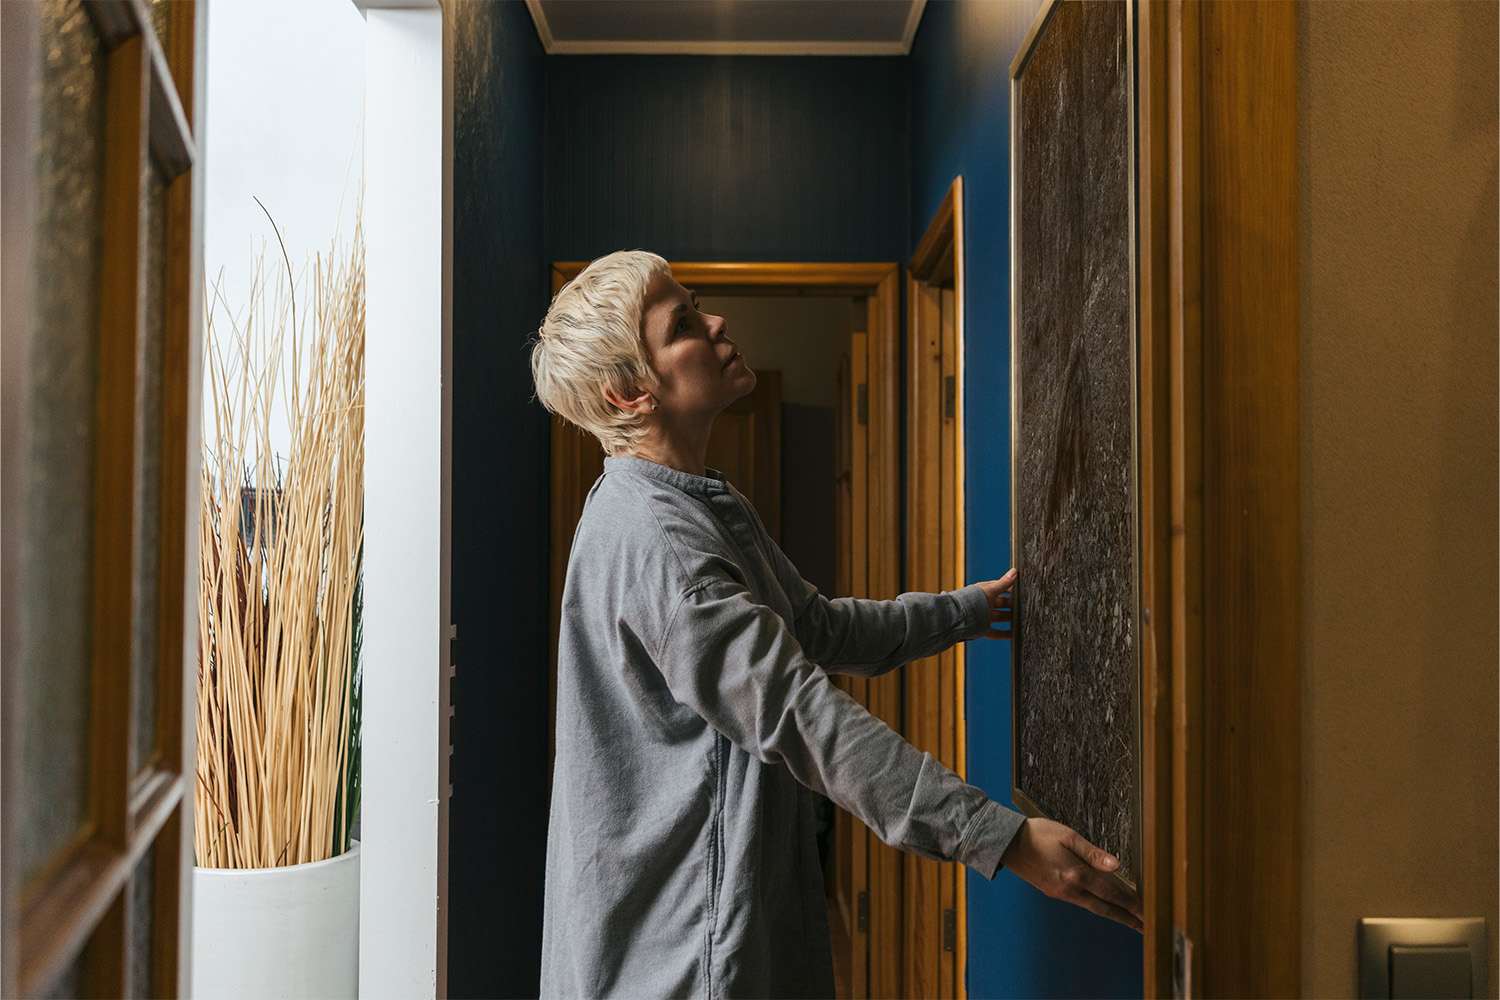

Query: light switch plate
[1358,917,1488,999]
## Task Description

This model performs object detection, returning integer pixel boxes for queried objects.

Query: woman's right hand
[1000,816,1145,931]
[972,568,1017,639]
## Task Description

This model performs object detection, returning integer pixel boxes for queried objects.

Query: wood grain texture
[171,4,208,993]
[706,370,782,540]
[1197,1,1301,994]
[905,279,943,1000]
[906,178,965,999]
[92,28,149,856]
[864,272,905,1000]
[1168,0,1206,972]
[1135,0,1176,992]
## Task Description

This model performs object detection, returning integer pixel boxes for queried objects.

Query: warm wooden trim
[152,164,193,785]
[93,30,149,856]
[150,809,185,999]
[1169,0,1206,986]
[906,177,966,999]
[1135,0,1175,993]
[949,184,968,1000]
[16,779,178,999]
[904,277,942,1000]
[172,4,208,995]
[846,322,871,1000]
[552,260,899,298]
[910,190,957,283]
[83,886,127,999]
[1196,2,1301,995]
[864,269,904,1000]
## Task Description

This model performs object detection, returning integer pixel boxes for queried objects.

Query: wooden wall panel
[1197,2,1301,994]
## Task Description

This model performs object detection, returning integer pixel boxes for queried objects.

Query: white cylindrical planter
[192,842,361,999]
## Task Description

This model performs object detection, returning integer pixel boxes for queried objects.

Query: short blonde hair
[531,250,672,454]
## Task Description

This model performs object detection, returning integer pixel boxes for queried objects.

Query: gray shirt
[541,456,1026,999]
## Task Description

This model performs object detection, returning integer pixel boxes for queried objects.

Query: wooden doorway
[1,2,205,996]
[546,260,904,999]
[1134,2,1302,994]
[904,179,968,999]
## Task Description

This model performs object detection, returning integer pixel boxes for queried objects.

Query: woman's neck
[623,422,711,478]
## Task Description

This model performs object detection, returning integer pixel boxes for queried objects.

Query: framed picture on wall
[1008,0,1142,890]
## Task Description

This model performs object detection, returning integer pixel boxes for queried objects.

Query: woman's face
[639,273,757,420]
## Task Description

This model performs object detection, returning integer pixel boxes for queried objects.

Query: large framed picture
[1009,0,1141,889]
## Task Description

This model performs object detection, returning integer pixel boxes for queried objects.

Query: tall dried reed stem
[196,212,364,869]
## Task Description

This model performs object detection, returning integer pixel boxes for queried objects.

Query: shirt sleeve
[654,575,1025,876]
[756,520,993,677]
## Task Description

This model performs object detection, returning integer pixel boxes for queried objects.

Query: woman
[531,251,1141,999]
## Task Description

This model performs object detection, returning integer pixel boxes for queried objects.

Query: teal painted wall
[909,2,1143,995]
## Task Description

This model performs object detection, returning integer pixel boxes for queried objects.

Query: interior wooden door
[705,370,782,541]
[1,1,205,996]
[905,179,967,999]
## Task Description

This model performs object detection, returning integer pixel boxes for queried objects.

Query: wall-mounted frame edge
[1008,0,1142,898]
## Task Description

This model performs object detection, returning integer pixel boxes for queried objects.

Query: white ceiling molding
[525,0,928,57]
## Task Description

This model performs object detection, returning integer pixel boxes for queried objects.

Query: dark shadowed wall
[448,2,550,996]
[910,2,1143,996]
[545,55,910,262]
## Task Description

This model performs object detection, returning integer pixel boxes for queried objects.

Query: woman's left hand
[972,568,1016,639]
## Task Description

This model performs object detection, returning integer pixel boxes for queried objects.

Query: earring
[651,402,659,411]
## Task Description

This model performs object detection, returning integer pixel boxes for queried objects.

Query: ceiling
[524,0,928,56]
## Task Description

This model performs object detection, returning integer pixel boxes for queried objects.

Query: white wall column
[360,4,445,995]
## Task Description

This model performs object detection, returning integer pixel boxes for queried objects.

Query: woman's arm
[651,573,1142,931]
[654,575,1022,871]
[770,541,1015,675]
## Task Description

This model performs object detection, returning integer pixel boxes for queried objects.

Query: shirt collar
[603,455,729,496]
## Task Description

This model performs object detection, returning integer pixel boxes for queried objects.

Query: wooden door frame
[1137,2,1301,995]
[546,260,902,999]
[906,177,967,999]
[0,2,205,996]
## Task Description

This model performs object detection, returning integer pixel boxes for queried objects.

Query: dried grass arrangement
[196,209,364,869]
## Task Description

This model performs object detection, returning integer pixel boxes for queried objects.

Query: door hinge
[943,375,956,419]
[856,890,870,934]
[1173,926,1194,999]
[942,907,957,953]
[857,384,868,426]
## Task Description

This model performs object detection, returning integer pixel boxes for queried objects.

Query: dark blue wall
[910,2,1143,996]
[446,3,1142,993]
[448,2,550,996]
[545,55,910,262]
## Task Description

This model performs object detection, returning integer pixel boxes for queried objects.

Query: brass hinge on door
[943,375,956,419]
[942,908,957,952]
[856,890,870,934]
[1173,926,1194,999]
[857,384,868,426]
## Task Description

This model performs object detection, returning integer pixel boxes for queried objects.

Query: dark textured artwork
[1013,0,1138,884]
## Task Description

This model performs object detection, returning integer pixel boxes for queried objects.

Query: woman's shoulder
[575,468,729,564]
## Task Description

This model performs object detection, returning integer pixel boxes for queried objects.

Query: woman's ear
[603,383,654,415]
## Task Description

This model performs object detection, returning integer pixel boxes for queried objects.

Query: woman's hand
[1000,817,1145,931]
[973,568,1016,639]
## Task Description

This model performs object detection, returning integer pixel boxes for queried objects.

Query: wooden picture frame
[1008,0,1142,889]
